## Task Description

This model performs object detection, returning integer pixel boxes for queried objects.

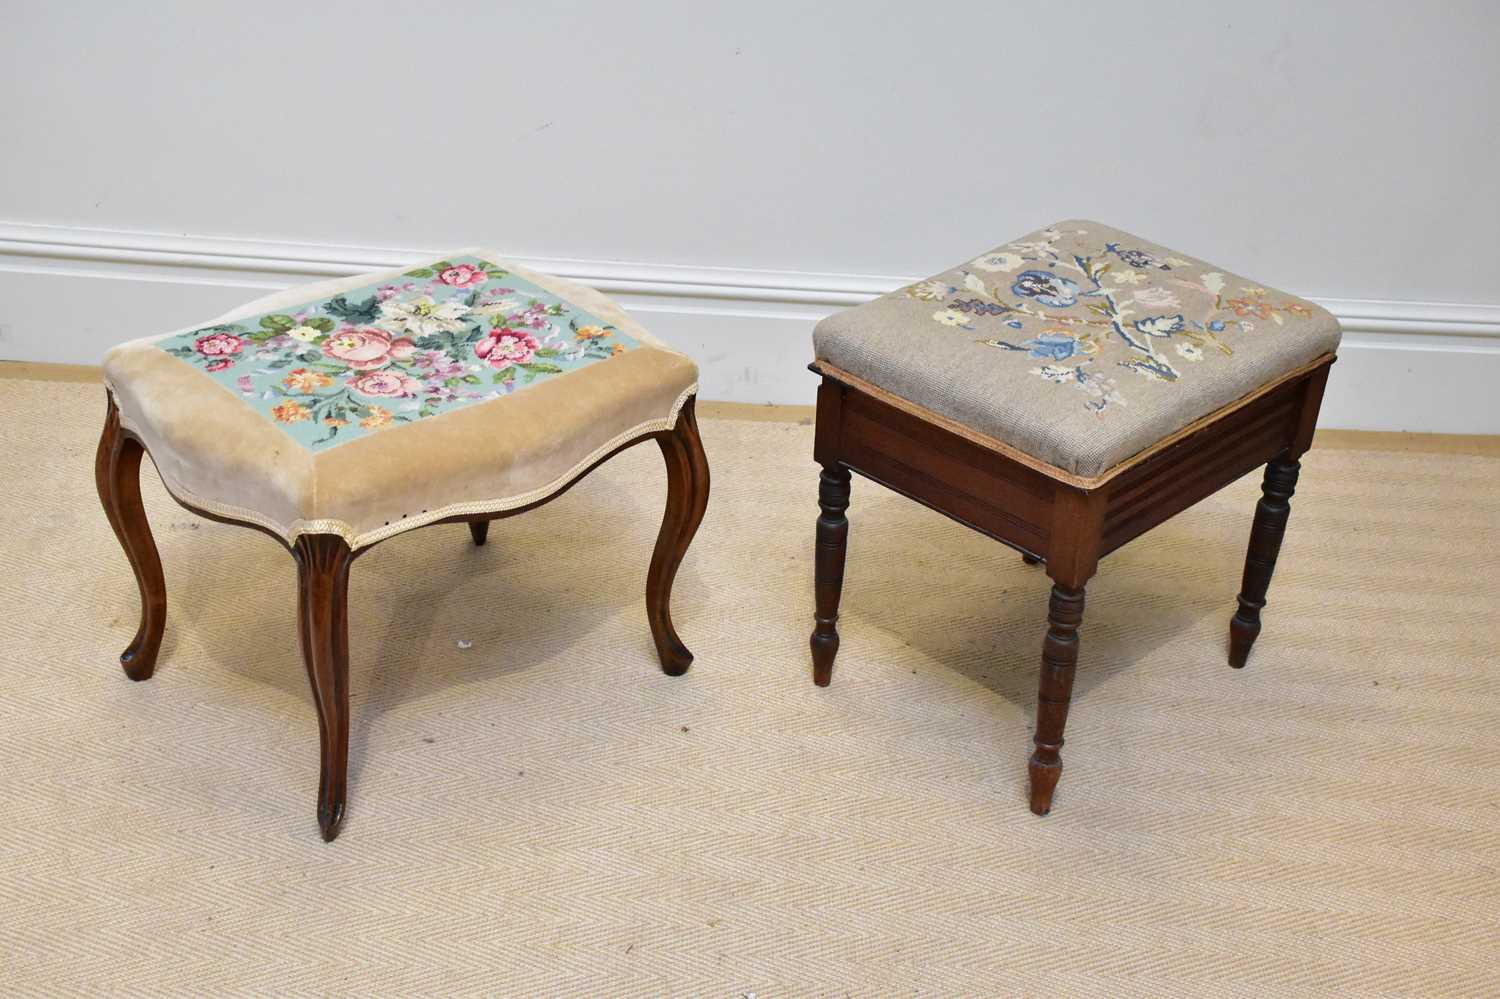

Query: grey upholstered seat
[813,220,1341,479]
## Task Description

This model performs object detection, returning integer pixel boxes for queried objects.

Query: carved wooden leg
[1229,457,1301,669]
[468,520,490,547]
[809,464,851,687]
[1029,583,1085,815]
[646,398,710,676]
[96,395,167,681]
[294,534,354,842]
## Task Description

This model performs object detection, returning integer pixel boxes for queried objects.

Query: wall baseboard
[3,221,1498,432]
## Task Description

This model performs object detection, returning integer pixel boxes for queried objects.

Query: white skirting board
[2,222,1498,434]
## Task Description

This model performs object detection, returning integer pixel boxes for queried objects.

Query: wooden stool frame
[808,354,1334,814]
[96,392,710,841]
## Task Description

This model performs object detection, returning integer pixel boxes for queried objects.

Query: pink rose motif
[205,358,234,372]
[321,327,416,370]
[437,263,487,288]
[348,370,423,398]
[194,331,244,357]
[474,327,540,369]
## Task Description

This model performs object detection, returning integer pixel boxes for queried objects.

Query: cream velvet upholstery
[103,251,697,549]
[813,220,1341,478]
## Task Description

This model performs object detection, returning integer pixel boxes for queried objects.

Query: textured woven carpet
[1,376,1497,996]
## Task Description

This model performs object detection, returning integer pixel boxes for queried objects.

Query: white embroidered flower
[1132,286,1181,310]
[972,251,1025,273]
[1010,240,1056,256]
[473,297,521,317]
[905,279,953,302]
[932,308,970,327]
[287,325,322,342]
[1175,342,1203,361]
[1200,272,1226,295]
[377,295,470,337]
[1110,270,1148,286]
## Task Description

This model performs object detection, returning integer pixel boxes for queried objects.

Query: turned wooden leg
[1229,457,1301,669]
[1029,583,1085,815]
[809,464,851,687]
[96,394,166,681]
[294,534,354,842]
[468,520,490,547]
[646,397,710,676]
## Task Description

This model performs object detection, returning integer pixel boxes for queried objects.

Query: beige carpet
[1,376,1497,996]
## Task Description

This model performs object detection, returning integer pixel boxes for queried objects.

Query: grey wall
[3,1,1498,429]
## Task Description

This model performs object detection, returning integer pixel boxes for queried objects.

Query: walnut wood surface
[646,397,711,676]
[293,533,354,842]
[810,464,851,686]
[97,391,707,840]
[808,357,1334,815]
[95,396,166,681]
[1229,457,1301,669]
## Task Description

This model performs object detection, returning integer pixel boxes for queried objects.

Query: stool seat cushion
[104,251,697,549]
[813,220,1340,479]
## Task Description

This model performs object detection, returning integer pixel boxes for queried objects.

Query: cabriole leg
[96,394,166,681]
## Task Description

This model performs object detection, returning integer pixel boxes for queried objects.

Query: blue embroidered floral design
[1012,270,1080,308]
[154,256,638,451]
[1133,314,1185,337]
[988,332,1091,361]
[905,223,1327,416]
[1105,242,1171,270]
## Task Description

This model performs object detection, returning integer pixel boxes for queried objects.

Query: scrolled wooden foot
[294,534,354,842]
[468,520,490,547]
[1029,583,1085,815]
[809,464,851,687]
[96,394,167,681]
[646,397,710,676]
[1229,457,1300,669]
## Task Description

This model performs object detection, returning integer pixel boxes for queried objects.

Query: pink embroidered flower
[236,375,254,394]
[413,349,468,379]
[474,327,539,369]
[321,327,416,370]
[205,358,234,372]
[437,263,487,288]
[194,331,244,357]
[348,370,423,398]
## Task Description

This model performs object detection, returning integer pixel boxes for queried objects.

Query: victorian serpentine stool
[807,220,1338,815]
[97,252,709,840]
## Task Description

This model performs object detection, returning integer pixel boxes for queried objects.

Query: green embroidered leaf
[260,314,295,331]
[309,317,335,332]
[324,295,381,324]
[534,348,561,358]
[485,270,509,280]
[462,374,481,384]
[523,362,564,375]
[298,350,322,363]
[405,268,434,278]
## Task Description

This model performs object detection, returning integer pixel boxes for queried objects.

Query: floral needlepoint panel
[155,256,639,451]
[813,220,1342,477]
